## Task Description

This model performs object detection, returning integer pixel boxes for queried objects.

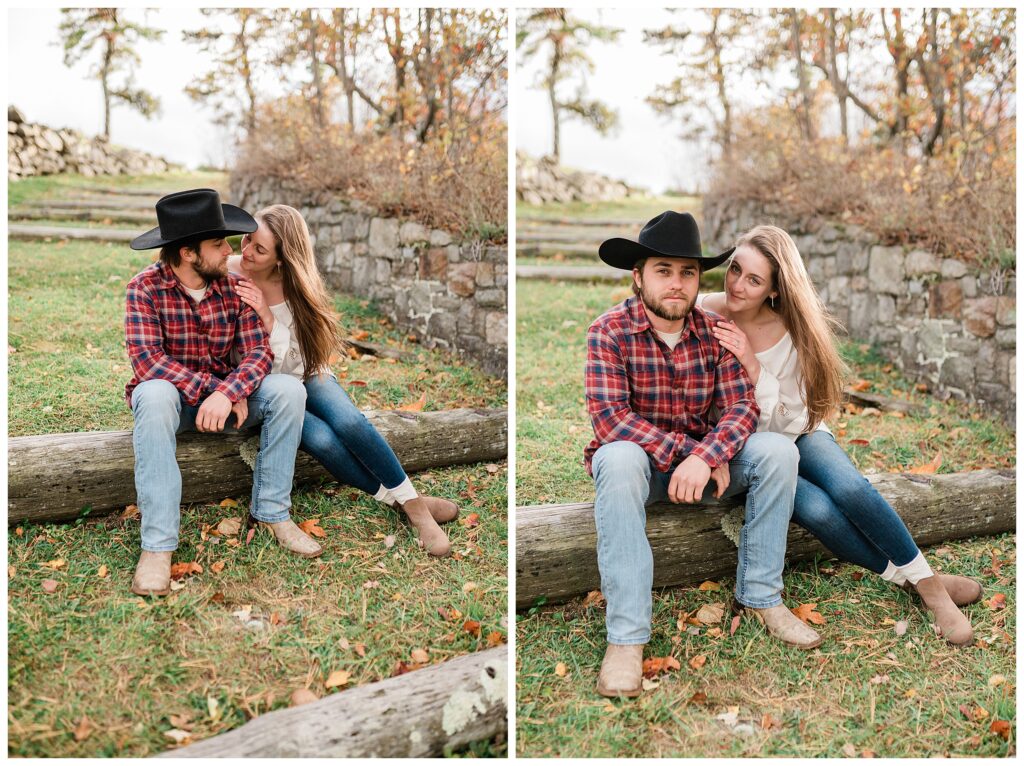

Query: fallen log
[158,646,507,758]
[844,387,927,416]
[515,469,1014,609]
[9,407,507,525]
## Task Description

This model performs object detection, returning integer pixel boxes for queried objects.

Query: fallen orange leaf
[73,715,93,742]
[210,561,226,574]
[97,565,109,579]
[351,330,370,341]
[298,519,327,538]
[325,669,351,688]
[554,662,568,677]
[849,438,870,446]
[689,654,707,670]
[990,719,1011,740]
[170,562,203,580]
[486,631,504,647]
[410,648,430,663]
[698,581,721,591]
[791,603,826,625]
[908,452,943,475]
[986,593,1007,610]
[459,512,481,529]
[642,656,681,678]
[462,619,482,637]
[582,590,606,609]
[219,498,239,508]
[851,379,872,392]
[354,643,367,657]
[398,392,427,412]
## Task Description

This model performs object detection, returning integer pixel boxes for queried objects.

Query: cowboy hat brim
[129,203,257,250]
[599,238,735,271]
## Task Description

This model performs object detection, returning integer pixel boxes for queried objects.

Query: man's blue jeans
[791,430,921,572]
[131,375,307,551]
[592,432,799,645]
[299,374,408,495]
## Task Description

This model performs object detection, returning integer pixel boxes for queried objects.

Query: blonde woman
[228,204,457,557]
[697,225,980,646]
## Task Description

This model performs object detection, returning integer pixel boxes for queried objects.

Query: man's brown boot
[399,496,451,557]
[267,519,323,558]
[596,644,644,698]
[743,604,822,649]
[131,551,172,596]
[903,574,982,607]
[911,575,974,646]
[392,495,459,524]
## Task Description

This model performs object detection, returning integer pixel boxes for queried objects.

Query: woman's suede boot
[912,575,974,646]
[400,496,451,557]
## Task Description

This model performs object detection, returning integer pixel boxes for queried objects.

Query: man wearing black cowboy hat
[584,211,820,698]
[124,189,317,597]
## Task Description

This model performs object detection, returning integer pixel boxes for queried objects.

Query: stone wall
[516,151,639,205]
[703,197,1015,421]
[231,175,507,377]
[7,105,177,179]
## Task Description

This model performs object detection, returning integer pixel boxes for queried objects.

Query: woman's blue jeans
[592,433,800,645]
[791,430,921,573]
[300,374,408,495]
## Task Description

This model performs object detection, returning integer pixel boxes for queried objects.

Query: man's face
[185,238,232,281]
[633,257,701,322]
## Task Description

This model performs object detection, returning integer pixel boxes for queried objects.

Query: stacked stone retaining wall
[516,151,639,205]
[7,106,177,179]
[703,198,1015,421]
[232,175,507,377]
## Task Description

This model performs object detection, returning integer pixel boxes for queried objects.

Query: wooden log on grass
[158,645,507,758]
[8,407,507,526]
[515,469,1015,609]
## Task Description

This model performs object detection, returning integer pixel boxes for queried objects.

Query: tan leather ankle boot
[912,575,974,646]
[903,573,982,607]
[596,644,644,698]
[744,604,823,649]
[267,519,323,558]
[131,551,172,596]
[392,495,459,523]
[399,496,451,557]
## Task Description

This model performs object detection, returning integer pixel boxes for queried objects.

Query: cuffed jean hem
[140,544,178,553]
[734,594,783,609]
[250,509,291,523]
[606,634,650,646]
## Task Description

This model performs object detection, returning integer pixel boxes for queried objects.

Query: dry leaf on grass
[462,619,482,637]
[72,715,93,742]
[986,593,1007,610]
[463,581,478,593]
[851,379,872,392]
[120,504,140,520]
[689,655,707,670]
[170,562,203,580]
[486,631,504,647]
[554,662,568,677]
[698,581,721,591]
[163,728,192,745]
[215,517,242,536]
[398,392,427,412]
[97,565,109,579]
[642,656,681,679]
[689,691,709,705]
[459,512,481,529]
[582,590,606,609]
[41,579,59,594]
[384,535,396,549]
[41,559,66,570]
[485,463,500,474]
[354,643,367,657]
[351,329,370,341]
[410,648,430,664]
[8,566,15,580]
[791,603,826,625]
[694,603,725,625]
[325,670,352,688]
[219,498,239,508]
[298,519,327,538]
[989,720,1011,740]
[908,453,943,474]
[290,688,319,707]
[210,561,226,574]
[730,615,741,636]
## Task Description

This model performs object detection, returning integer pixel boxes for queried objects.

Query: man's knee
[255,374,307,412]
[741,432,799,475]
[131,379,180,423]
[593,441,651,486]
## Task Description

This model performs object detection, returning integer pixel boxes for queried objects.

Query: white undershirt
[184,285,208,303]
[655,329,683,350]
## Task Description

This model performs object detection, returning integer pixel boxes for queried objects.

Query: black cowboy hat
[130,188,257,250]
[599,211,734,271]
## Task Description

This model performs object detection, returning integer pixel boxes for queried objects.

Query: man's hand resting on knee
[669,455,728,503]
[196,391,233,432]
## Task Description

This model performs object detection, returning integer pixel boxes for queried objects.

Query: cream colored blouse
[697,294,828,440]
[266,301,331,379]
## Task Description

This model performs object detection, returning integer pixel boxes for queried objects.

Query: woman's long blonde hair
[255,205,344,380]
[734,225,847,432]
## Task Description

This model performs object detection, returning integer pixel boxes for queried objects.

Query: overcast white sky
[7,7,236,169]
[516,8,715,194]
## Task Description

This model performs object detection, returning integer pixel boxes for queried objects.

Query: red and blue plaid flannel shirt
[584,295,758,476]
[124,261,272,406]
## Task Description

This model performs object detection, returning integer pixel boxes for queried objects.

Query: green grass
[8,171,228,207]
[515,278,1016,757]
[7,179,507,756]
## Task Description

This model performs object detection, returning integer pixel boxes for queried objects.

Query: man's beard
[194,252,227,282]
[638,281,693,322]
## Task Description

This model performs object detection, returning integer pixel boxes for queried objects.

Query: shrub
[233,102,507,242]
[707,106,1015,270]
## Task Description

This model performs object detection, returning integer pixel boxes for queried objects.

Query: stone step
[516,242,597,258]
[516,264,627,282]
[8,223,135,243]
[10,206,155,224]
[516,231,608,245]
[20,197,155,211]
[63,184,183,197]
[517,216,644,227]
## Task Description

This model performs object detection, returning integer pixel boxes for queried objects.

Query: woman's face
[240,221,280,276]
[724,244,776,313]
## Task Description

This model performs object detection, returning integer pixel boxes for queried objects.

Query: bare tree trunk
[787,9,816,141]
[303,10,325,128]
[708,11,732,159]
[101,30,114,139]
[239,11,258,134]
[826,10,848,144]
[549,42,562,161]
